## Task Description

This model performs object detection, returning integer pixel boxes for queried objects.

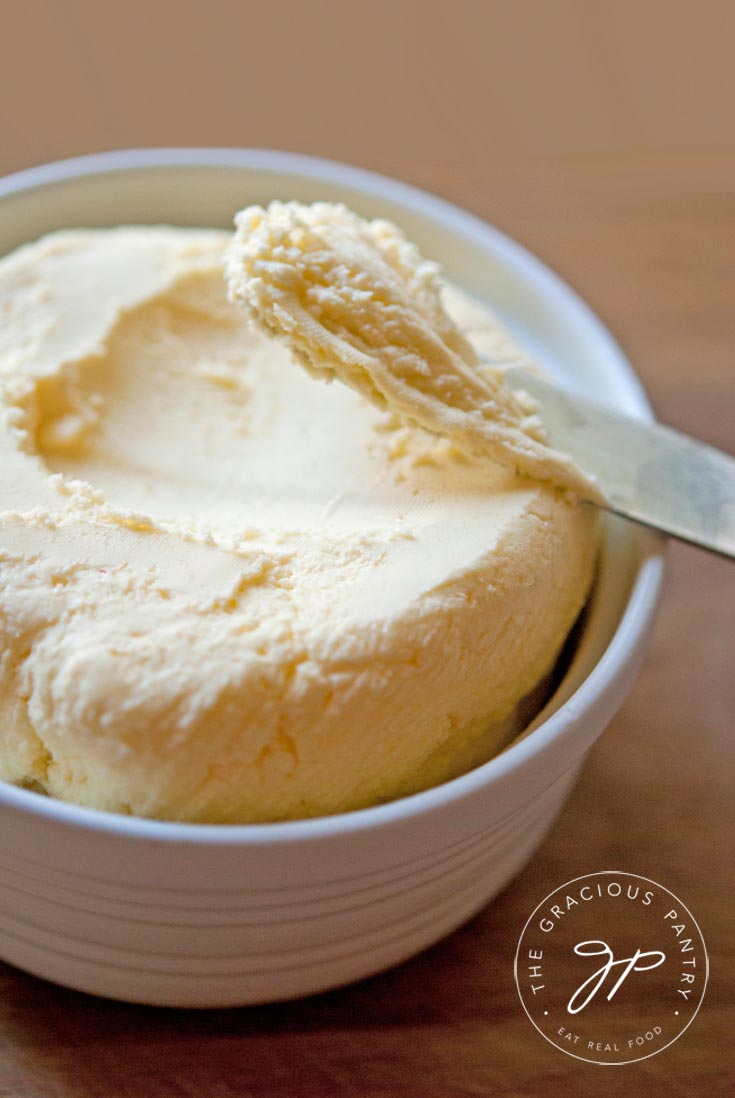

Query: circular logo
[514,871,708,1065]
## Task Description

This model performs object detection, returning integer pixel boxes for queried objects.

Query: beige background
[0,2,733,1095]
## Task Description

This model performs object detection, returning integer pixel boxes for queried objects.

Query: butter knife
[505,367,735,559]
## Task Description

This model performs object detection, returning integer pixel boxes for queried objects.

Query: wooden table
[0,2,732,1094]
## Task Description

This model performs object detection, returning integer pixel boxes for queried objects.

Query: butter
[226,201,602,501]
[0,227,597,822]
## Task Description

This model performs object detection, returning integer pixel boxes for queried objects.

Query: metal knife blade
[505,367,735,559]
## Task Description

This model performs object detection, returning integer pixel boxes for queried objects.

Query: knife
[505,367,735,560]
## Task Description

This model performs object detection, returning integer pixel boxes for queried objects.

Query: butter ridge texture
[226,201,602,502]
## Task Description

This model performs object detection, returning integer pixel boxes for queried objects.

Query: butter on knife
[226,200,734,559]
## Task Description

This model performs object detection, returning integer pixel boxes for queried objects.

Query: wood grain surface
[0,1,732,1094]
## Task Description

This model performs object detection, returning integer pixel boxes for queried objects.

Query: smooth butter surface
[0,228,597,821]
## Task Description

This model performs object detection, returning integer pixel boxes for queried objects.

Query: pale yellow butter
[0,226,597,822]
[226,201,602,501]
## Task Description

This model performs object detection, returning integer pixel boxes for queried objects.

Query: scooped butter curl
[226,201,601,500]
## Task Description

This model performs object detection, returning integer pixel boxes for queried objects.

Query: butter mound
[0,227,598,822]
[226,201,601,501]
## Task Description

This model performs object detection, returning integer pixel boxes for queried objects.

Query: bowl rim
[0,147,665,844]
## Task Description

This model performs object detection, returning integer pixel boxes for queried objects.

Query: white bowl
[0,149,664,1007]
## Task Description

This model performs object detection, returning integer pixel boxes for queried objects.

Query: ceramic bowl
[0,149,664,1006]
